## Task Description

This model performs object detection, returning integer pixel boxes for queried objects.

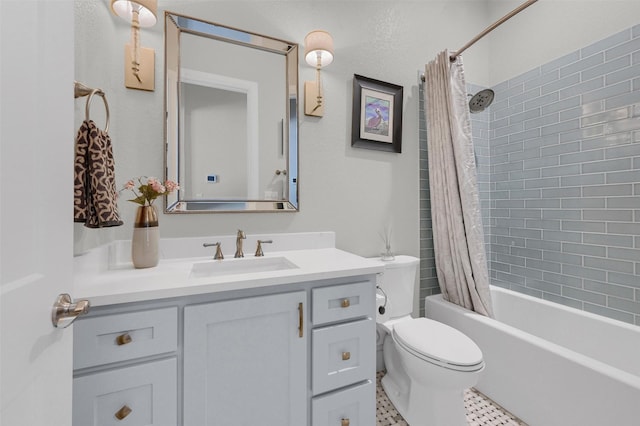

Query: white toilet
[375,255,484,426]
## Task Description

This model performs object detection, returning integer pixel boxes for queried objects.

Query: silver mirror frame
[164,11,299,213]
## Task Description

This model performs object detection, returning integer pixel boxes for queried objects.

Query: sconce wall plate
[304,81,324,117]
[124,44,155,91]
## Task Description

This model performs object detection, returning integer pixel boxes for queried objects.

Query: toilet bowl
[374,256,484,426]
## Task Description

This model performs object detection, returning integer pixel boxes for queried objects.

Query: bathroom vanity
[71,232,382,425]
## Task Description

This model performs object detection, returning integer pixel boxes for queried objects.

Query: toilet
[375,255,484,426]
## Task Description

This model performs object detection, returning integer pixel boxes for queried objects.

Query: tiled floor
[376,371,528,426]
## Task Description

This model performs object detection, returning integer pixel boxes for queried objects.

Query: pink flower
[164,180,180,192]
[120,176,180,206]
[148,178,165,194]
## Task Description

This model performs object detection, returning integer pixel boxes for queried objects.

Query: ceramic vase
[131,205,159,269]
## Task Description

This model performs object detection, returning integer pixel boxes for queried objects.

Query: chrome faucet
[234,229,246,258]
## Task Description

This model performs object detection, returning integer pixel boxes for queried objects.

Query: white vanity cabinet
[183,291,307,425]
[72,271,378,425]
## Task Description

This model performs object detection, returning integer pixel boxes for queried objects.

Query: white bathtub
[425,286,640,426]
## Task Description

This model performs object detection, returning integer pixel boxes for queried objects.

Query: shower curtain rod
[420,0,538,81]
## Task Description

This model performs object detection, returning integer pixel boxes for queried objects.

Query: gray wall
[74,0,496,259]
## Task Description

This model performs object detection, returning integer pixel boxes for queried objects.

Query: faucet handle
[255,240,273,257]
[203,242,224,260]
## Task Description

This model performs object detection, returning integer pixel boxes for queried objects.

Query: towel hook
[74,81,110,133]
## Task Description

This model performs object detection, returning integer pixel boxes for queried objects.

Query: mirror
[164,12,299,213]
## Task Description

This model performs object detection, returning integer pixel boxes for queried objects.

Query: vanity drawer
[312,281,375,325]
[312,380,375,426]
[73,307,178,370]
[73,358,177,426]
[312,318,376,395]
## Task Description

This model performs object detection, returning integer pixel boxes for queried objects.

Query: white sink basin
[190,256,299,279]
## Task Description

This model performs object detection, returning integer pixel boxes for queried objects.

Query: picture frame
[351,74,403,153]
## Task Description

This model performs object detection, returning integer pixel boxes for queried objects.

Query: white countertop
[73,232,384,307]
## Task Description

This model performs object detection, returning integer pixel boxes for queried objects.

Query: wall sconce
[110,0,157,91]
[304,30,334,117]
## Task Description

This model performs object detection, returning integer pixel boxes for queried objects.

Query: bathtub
[425,286,640,426]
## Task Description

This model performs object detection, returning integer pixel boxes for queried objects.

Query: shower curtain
[424,50,493,317]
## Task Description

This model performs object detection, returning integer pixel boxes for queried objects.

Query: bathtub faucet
[234,229,246,258]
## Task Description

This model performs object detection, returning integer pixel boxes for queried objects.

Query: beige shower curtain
[424,50,493,317]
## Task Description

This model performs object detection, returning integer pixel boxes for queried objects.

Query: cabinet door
[184,291,307,426]
[73,358,177,426]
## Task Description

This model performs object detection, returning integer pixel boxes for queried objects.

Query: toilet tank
[379,255,420,318]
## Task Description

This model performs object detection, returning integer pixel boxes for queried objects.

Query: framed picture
[351,74,403,153]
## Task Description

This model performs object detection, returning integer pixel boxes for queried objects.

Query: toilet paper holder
[376,286,387,315]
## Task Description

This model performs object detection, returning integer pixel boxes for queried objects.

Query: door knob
[51,293,90,328]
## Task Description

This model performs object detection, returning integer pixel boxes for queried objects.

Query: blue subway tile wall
[488,24,640,325]
[418,81,438,317]
[419,25,640,325]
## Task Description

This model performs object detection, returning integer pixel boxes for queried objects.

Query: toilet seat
[393,318,484,372]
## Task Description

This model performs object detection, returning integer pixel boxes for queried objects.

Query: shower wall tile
[583,232,633,248]
[584,279,634,299]
[485,24,640,324]
[582,56,631,82]
[525,70,560,92]
[541,51,580,74]
[605,90,640,109]
[606,63,640,85]
[542,96,581,115]
[563,286,607,305]
[605,37,640,61]
[581,29,630,58]
[419,24,640,323]
[559,53,603,78]
[509,67,541,87]
[584,303,635,324]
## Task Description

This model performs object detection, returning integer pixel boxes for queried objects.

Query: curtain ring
[85,88,110,133]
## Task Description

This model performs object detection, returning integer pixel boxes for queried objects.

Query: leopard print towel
[74,120,123,228]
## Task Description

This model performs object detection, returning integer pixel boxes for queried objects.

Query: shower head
[468,89,495,113]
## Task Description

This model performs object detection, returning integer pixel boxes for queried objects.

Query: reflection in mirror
[164,12,299,213]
